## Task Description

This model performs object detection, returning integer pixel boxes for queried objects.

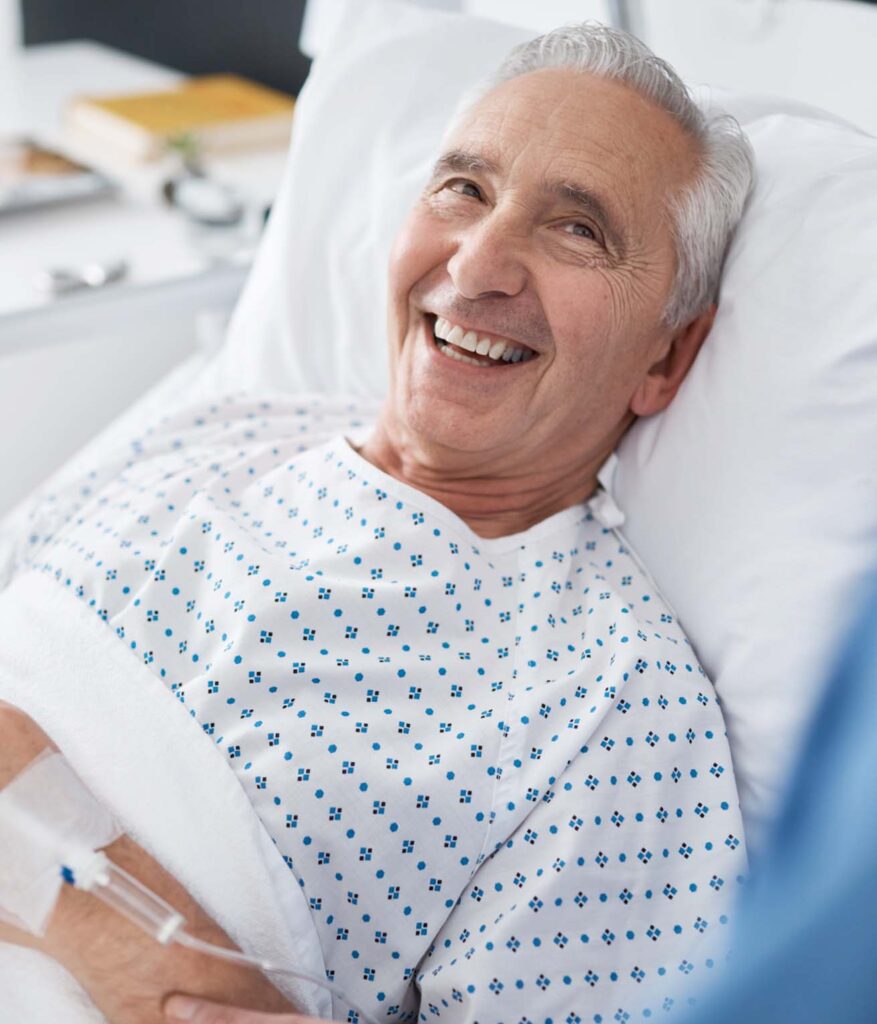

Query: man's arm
[0,704,296,1024]
[164,994,326,1023]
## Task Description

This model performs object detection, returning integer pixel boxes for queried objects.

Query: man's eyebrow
[430,149,501,178]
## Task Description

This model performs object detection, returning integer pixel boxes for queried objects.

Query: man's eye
[565,222,599,242]
[447,180,482,200]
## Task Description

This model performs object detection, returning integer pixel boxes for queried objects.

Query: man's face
[385,68,702,475]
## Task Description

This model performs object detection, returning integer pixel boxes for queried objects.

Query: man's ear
[629,304,716,418]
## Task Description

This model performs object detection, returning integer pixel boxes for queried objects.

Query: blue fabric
[685,574,877,1023]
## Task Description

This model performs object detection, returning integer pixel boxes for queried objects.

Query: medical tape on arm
[0,750,121,935]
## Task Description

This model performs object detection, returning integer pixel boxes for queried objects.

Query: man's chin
[400,393,519,461]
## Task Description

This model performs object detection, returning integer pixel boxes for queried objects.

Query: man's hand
[0,703,297,1023]
[164,994,331,1024]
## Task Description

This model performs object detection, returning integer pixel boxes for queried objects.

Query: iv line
[63,853,382,1024]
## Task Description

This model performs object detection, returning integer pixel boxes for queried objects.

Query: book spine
[66,103,161,162]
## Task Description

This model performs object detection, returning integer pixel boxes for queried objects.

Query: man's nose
[446,215,528,300]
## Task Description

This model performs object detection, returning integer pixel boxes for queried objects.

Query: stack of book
[65,74,296,163]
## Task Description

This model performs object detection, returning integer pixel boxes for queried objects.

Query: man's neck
[355,417,613,539]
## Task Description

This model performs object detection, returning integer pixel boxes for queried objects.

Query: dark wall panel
[22,0,312,96]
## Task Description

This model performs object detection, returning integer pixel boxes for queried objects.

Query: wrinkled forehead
[444,68,702,244]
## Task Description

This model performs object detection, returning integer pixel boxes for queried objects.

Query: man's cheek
[389,208,437,277]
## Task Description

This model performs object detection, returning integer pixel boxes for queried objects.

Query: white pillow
[221,0,877,846]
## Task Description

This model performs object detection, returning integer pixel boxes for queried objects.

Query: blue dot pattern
[17,395,746,1023]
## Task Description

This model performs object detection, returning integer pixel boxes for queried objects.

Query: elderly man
[0,22,752,1024]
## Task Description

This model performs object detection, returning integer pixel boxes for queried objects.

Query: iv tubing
[70,854,381,1024]
[173,930,379,1023]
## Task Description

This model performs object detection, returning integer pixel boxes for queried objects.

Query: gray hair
[448,23,755,329]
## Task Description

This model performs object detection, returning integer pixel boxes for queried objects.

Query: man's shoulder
[537,515,718,715]
[577,519,695,655]
[13,393,380,565]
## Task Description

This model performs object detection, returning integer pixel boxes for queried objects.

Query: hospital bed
[0,0,875,1018]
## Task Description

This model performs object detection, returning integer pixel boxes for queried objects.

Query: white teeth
[438,343,482,366]
[431,314,536,365]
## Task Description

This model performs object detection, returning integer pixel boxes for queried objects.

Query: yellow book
[66,74,295,162]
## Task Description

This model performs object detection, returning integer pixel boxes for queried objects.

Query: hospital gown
[14,394,747,1024]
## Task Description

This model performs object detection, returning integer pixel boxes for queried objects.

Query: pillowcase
[220,0,877,847]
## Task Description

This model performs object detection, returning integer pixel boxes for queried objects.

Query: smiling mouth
[427,315,537,367]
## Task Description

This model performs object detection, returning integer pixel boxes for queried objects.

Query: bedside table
[0,40,289,515]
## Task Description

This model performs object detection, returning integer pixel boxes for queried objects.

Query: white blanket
[0,568,332,1023]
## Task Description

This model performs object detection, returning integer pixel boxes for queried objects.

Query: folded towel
[0,569,330,1022]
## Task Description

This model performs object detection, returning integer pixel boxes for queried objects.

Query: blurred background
[7,0,876,127]
[17,0,313,95]
[0,0,874,516]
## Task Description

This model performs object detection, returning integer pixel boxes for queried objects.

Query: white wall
[636,0,876,135]
[0,0,22,104]
[463,0,877,135]
[0,0,21,54]
[467,0,612,32]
